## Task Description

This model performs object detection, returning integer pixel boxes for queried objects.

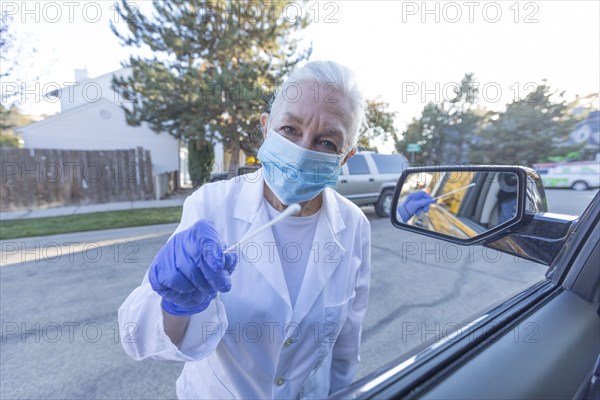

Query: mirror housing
[391,166,577,265]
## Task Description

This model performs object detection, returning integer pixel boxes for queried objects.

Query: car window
[357,187,597,379]
[371,154,409,173]
[358,219,549,378]
[347,154,370,175]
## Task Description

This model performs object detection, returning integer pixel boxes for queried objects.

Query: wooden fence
[154,171,180,201]
[0,147,157,212]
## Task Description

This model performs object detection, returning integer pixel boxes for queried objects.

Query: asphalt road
[1,189,597,399]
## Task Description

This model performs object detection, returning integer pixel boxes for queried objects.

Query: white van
[537,161,600,191]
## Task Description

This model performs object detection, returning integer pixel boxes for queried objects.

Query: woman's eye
[281,126,298,135]
[320,140,339,153]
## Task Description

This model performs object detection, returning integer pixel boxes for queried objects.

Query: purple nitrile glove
[148,219,237,316]
[397,191,435,222]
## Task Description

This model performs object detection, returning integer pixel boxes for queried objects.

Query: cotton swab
[432,183,476,200]
[223,203,302,253]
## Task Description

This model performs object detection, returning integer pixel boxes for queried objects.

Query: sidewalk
[0,190,191,221]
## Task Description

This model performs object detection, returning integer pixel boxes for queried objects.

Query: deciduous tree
[471,83,581,164]
[358,98,397,152]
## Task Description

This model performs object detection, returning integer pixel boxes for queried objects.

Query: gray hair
[269,60,367,151]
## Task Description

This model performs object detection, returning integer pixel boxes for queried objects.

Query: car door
[416,195,599,399]
[331,167,600,399]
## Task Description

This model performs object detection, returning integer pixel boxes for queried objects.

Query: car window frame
[370,153,410,174]
[346,153,371,175]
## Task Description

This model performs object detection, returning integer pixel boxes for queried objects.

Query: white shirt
[265,200,320,307]
[118,170,371,399]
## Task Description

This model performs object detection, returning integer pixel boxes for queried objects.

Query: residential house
[17,68,245,187]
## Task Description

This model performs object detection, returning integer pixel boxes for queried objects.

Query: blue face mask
[257,130,343,205]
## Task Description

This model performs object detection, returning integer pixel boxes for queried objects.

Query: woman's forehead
[279,80,348,106]
[272,81,352,130]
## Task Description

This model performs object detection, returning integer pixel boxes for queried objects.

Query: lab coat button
[284,338,293,347]
[275,377,285,386]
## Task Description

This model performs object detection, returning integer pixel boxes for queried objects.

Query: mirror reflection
[395,171,519,239]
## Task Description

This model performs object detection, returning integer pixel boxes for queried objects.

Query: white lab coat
[118,170,371,399]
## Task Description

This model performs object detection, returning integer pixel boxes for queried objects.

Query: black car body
[331,165,600,399]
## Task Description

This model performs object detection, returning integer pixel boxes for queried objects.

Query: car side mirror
[391,166,576,265]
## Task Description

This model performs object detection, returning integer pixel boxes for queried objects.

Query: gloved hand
[148,219,237,316]
[397,191,435,222]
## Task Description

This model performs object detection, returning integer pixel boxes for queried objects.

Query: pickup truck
[335,151,410,217]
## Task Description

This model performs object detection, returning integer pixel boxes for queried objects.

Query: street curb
[0,199,185,221]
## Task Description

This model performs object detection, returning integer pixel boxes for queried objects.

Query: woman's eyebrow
[281,112,346,140]
[281,112,304,125]
[318,130,345,143]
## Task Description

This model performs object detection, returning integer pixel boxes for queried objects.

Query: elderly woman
[118,60,372,399]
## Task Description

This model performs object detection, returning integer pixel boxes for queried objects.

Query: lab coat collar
[321,185,347,237]
[231,170,290,308]
[292,189,348,324]
[232,169,349,320]
[233,170,266,224]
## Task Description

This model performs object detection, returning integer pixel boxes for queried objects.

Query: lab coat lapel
[292,188,348,324]
[232,170,292,310]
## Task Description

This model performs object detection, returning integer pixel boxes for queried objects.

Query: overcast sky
[4,1,599,152]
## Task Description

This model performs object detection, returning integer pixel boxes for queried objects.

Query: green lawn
[0,207,183,240]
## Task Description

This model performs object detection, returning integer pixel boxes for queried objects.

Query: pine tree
[111,0,311,180]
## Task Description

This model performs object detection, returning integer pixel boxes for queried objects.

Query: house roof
[46,67,132,97]
[16,98,125,132]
